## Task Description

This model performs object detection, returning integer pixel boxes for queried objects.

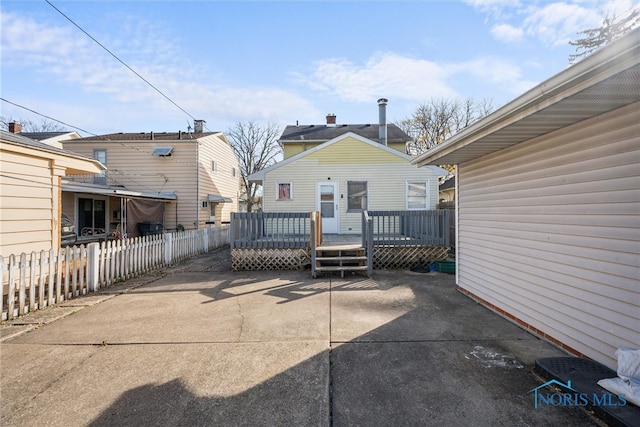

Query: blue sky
[1,0,637,135]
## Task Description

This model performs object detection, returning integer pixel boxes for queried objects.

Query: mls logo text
[527,379,627,409]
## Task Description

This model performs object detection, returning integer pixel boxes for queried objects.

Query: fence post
[87,242,100,292]
[203,228,209,253]
[165,232,173,265]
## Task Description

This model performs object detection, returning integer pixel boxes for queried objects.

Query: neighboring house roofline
[413,27,640,167]
[279,123,410,145]
[1,130,105,174]
[19,131,81,142]
[70,131,221,142]
[249,132,447,183]
[439,175,456,191]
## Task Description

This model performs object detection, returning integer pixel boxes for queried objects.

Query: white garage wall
[457,102,640,369]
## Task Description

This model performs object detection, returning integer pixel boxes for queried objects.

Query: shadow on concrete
[86,268,599,427]
[88,352,330,427]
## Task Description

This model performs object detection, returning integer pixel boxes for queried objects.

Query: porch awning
[208,194,233,203]
[62,181,177,201]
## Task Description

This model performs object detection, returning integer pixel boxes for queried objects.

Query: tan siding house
[413,29,640,370]
[0,131,104,255]
[63,128,239,235]
[251,132,446,234]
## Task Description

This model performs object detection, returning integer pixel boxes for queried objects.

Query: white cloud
[523,2,602,47]
[0,10,316,132]
[468,0,639,47]
[296,53,458,103]
[491,23,524,42]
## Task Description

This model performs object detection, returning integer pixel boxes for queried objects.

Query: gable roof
[439,176,456,191]
[413,28,640,167]
[279,123,410,144]
[19,131,79,141]
[1,130,105,174]
[249,132,445,183]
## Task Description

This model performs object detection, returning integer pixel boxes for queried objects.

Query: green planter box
[436,260,455,274]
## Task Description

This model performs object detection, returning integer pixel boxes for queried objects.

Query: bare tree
[569,8,639,63]
[227,121,282,212]
[398,98,493,157]
[1,116,65,132]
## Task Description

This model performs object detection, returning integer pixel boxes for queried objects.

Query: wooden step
[316,256,367,262]
[315,266,369,272]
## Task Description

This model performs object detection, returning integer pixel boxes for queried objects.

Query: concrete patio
[0,247,599,426]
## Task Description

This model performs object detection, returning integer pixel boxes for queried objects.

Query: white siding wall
[63,140,199,230]
[0,151,56,255]
[263,159,440,234]
[457,102,640,369]
[197,133,240,225]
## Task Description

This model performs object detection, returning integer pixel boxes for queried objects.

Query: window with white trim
[277,182,292,200]
[407,180,429,210]
[347,181,368,211]
[93,149,107,184]
[211,160,217,172]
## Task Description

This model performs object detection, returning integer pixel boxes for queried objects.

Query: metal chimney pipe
[378,98,388,146]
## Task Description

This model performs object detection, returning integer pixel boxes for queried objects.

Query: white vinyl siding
[64,135,239,229]
[64,140,198,230]
[456,102,640,369]
[0,151,56,254]
[197,134,240,225]
[262,159,440,234]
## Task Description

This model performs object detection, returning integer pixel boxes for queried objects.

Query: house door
[317,181,339,234]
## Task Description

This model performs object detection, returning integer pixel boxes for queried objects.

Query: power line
[45,0,197,122]
[0,97,98,136]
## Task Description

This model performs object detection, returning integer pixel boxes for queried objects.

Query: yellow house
[250,118,447,235]
[62,123,240,236]
[0,130,104,255]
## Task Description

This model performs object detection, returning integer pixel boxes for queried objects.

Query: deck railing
[362,211,374,276]
[367,210,451,247]
[230,212,313,249]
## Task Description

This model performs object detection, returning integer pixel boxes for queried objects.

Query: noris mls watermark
[527,379,627,409]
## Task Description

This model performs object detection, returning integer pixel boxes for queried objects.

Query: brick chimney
[326,114,336,126]
[8,122,22,133]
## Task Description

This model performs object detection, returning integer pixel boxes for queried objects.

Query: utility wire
[45,0,197,122]
[0,97,98,136]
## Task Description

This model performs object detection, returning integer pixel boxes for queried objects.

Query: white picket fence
[1,226,229,321]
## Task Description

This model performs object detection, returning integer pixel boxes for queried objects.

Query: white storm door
[317,181,339,234]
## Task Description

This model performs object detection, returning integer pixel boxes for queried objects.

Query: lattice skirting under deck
[232,248,311,271]
[373,246,449,270]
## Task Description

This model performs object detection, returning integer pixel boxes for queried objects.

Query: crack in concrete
[235,295,245,342]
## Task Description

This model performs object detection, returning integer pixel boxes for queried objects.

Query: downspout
[454,164,459,285]
[196,140,200,229]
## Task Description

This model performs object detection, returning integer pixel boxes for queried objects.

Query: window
[347,181,368,211]
[152,146,173,157]
[277,182,292,200]
[211,161,217,172]
[78,197,107,236]
[232,167,237,177]
[407,180,429,209]
[93,149,107,184]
